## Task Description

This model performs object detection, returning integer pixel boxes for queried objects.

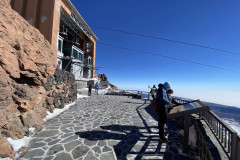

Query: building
[10,0,98,81]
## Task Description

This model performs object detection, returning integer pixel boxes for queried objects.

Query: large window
[72,48,78,59]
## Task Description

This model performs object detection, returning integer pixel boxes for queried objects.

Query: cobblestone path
[20,95,198,160]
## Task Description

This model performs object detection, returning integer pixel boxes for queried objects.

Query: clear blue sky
[71,0,240,107]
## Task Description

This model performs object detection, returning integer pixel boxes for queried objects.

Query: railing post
[231,132,237,160]
[237,137,240,160]
[183,115,190,154]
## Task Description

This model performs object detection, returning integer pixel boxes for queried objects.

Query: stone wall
[44,69,77,113]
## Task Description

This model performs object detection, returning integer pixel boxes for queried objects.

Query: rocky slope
[0,0,57,157]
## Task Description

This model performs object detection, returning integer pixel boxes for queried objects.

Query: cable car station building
[10,0,98,81]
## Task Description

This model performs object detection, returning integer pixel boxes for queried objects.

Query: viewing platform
[19,90,240,160]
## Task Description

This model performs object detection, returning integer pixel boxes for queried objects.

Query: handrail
[202,110,240,160]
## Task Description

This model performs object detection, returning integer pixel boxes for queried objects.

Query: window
[72,48,78,59]
[58,39,62,52]
[57,35,64,53]
[78,52,83,61]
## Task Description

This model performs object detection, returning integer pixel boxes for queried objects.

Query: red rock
[0,133,15,158]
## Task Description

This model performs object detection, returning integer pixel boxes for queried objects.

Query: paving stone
[23,149,45,158]
[29,142,46,148]
[84,150,98,160]
[100,151,116,160]
[43,156,54,160]
[84,139,98,146]
[102,146,112,152]
[47,144,64,155]
[64,140,82,152]
[97,140,107,147]
[60,135,78,143]
[44,138,53,143]
[92,146,101,154]
[72,146,90,159]
[48,139,61,146]
[53,153,72,160]
[34,130,59,138]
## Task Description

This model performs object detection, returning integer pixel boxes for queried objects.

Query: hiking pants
[158,107,167,138]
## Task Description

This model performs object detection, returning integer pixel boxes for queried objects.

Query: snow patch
[43,102,76,123]
[29,127,35,133]
[7,136,31,152]
[77,94,89,99]
[98,86,111,94]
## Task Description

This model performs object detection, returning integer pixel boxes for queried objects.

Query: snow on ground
[98,86,111,94]
[3,92,91,160]
[77,94,89,99]
[7,137,31,152]
[43,102,76,123]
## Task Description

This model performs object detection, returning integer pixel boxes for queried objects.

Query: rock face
[0,0,76,158]
[0,133,15,158]
[0,0,56,138]
[0,0,77,158]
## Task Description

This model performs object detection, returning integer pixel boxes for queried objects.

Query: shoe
[159,137,170,143]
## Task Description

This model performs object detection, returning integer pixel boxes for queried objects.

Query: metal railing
[202,110,240,160]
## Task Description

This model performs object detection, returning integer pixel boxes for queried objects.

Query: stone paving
[20,94,199,160]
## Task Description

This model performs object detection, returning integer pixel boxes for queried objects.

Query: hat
[163,82,171,91]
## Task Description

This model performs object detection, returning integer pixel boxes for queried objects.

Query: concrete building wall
[90,37,96,78]
[11,0,56,46]
[11,0,97,79]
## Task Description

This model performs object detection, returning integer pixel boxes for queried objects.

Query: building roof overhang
[64,0,98,41]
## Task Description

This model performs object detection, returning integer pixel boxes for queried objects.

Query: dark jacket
[88,84,92,90]
[156,84,170,108]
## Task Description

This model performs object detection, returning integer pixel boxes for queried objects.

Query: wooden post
[183,115,190,154]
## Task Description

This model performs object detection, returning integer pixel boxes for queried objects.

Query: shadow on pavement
[75,102,172,159]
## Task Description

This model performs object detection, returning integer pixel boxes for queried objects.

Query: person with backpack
[156,82,171,143]
[95,83,99,95]
[148,85,157,100]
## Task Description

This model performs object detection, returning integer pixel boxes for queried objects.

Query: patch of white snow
[7,136,31,152]
[43,102,76,123]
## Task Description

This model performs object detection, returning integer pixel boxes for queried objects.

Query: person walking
[88,84,92,96]
[95,83,99,95]
[148,85,157,100]
[156,82,171,143]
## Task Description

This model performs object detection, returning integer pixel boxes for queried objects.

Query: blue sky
[71,0,240,107]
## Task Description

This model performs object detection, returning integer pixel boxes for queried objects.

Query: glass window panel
[78,53,83,61]
[58,39,62,52]
[72,48,78,59]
